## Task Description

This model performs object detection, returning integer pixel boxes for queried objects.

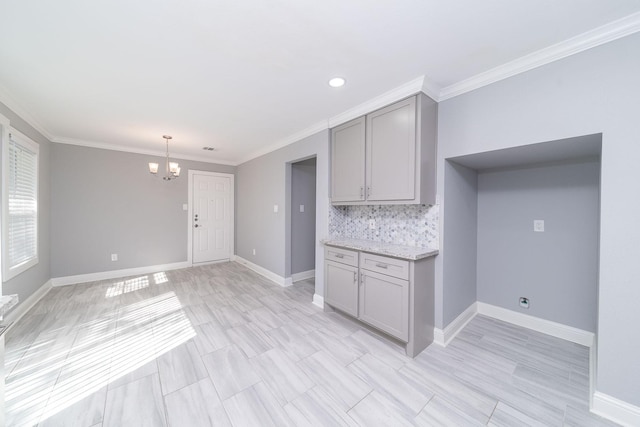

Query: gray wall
[236,130,329,296]
[441,161,478,327]
[477,160,600,332]
[50,143,235,277]
[291,158,316,275]
[437,33,640,406]
[0,102,51,307]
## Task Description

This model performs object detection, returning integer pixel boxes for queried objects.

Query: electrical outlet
[299,204,304,213]
[111,253,118,261]
[273,204,279,213]
[252,249,256,256]
[519,297,530,309]
[368,219,376,229]
[534,220,544,232]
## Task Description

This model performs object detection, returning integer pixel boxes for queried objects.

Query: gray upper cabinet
[330,93,437,205]
[330,117,365,202]
[366,96,416,202]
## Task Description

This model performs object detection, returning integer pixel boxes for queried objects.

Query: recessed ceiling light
[328,77,346,88]
[202,147,216,151]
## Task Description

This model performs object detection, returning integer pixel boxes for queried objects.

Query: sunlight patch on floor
[6,291,195,425]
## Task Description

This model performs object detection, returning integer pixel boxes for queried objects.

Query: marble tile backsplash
[329,204,439,249]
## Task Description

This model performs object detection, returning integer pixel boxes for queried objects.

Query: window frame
[2,126,39,282]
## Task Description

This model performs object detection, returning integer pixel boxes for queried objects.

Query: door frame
[187,170,235,266]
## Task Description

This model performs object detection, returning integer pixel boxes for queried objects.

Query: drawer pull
[334,253,344,259]
[375,263,388,269]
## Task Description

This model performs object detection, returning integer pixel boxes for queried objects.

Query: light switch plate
[273,204,279,213]
[534,220,544,232]
[182,204,188,211]
[299,205,304,213]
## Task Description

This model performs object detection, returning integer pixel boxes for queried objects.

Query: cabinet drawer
[360,252,409,280]
[325,246,358,267]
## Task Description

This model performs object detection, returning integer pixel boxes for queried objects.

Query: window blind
[6,133,38,270]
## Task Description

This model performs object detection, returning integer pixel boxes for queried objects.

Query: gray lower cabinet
[325,260,359,317]
[359,269,409,341]
[324,246,434,357]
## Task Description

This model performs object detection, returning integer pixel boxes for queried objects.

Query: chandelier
[149,135,180,180]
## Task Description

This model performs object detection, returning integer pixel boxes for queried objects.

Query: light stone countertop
[322,238,438,261]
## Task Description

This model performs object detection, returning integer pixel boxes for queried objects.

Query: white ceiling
[1,1,639,165]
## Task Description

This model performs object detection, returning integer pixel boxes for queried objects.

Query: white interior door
[192,172,232,264]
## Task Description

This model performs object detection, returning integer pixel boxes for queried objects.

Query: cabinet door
[331,117,365,203]
[359,269,409,341]
[366,96,416,201]
[325,260,359,317]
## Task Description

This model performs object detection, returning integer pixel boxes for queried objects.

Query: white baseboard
[292,269,315,283]
[433,302,478,347]
[234,256,289,287]
[592,392,640,427]
[4,280,52,331]
[312,293,324,309]
[590,339,597,409]
[477,302,594,347]
[51,261,191,287]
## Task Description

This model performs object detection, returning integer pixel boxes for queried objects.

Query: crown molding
[420,75,442,102]
[439,11,640,101]
[53,136,238,166]
[237,75,440,165]
[237,120,329,165]
[4,11,638,166]
[328,76,430,128]
[0,85,55,141]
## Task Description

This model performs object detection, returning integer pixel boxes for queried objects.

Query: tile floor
[4,262,618,426]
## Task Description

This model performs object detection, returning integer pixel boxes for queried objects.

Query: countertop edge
[322,239,439,261]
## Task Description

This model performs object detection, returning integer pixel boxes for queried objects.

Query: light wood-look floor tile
[164,377,230,427]
[4,262,619,426]
[201,345,261,400]
[103,373,167,427]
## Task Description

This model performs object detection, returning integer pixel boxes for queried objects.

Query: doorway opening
[285,157,317,286]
